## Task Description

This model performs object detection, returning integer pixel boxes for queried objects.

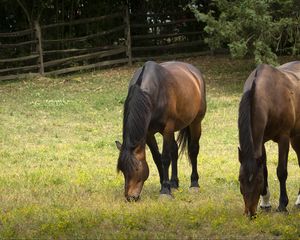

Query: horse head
[238,147,264,218]
[116,140,149,202]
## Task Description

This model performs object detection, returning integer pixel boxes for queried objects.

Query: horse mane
[238,72,257,176]
[117,70,152,174]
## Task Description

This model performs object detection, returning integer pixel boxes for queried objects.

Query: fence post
[124,5,132,66]
[34,21,44,75]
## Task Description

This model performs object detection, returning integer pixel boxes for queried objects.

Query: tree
[189,0,300,65]
[16,0,54,27]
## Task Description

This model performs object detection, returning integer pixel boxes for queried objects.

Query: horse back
[278,61,300,81]
[140,61,206,132]
[247,63,300,141]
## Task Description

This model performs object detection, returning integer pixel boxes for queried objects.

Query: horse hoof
[260,205,272,212]
[159,194,173,200]
[160,188,171,195]
[170,181,179,189]
[276,206,288,213]
[189,186,200,193]
[190,181,199,188]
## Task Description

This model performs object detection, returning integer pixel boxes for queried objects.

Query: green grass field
[0,56,299,239]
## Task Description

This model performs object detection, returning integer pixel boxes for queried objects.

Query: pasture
[0,56,299,239]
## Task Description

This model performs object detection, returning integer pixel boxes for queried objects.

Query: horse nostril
[249,213,257,220]
[126,195,140,202]
[126,196,132,202]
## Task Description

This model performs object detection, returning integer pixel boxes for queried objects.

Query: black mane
[117,83,152,174]
[238,78,257,175]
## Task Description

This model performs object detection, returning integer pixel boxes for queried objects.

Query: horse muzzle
[126,195,140,202]
[244,205,258,220]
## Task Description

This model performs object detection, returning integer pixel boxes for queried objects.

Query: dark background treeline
[0,0,299,80]
[0,0,205,32]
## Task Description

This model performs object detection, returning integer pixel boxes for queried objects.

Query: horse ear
[115,141,122,151]
[238,147,242,163]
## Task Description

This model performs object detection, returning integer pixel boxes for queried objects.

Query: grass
[0,55,299,239]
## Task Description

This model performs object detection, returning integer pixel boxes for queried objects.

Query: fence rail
[0,8,205,81]
[132,31,203,40]
[0,40,37,48]
[41,13,123,29]
[131,18,197,28]
[0,54,39,63]
[0,29,33,37]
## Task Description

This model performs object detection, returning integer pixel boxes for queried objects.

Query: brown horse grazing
[115,61,206,201]
[238,61,300,218]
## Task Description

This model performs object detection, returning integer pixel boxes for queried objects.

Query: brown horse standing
[238,61,300,218]
[116,61,206,201]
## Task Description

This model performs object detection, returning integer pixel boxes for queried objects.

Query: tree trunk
[34,21,44,75]
[124,5,132,66]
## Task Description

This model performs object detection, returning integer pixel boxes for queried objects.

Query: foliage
[0,0,126,31]
[0,0,195,30]
[188,0,300,65]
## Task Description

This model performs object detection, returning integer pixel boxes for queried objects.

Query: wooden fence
[0,8,206,81]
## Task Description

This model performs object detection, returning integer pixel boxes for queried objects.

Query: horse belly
[173,91,203,131]
[264,102,296,140]
[290,119,300,137]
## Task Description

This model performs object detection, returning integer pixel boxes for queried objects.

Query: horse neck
[123,85,152,149]
[238,90,255,163]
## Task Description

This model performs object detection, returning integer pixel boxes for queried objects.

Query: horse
[115,61,206,201]
[238,61,300,218]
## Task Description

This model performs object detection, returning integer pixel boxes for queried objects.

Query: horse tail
[177,127,191,162]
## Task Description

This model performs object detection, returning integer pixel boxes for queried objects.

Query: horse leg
[146,134,163,185]
[290,136,300,208]
[170,139,179,189]
[260,144,271,210]
[188,122,201,189]
[296,190,300,208]
[277,135,290,212]
[160,130,175,195]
